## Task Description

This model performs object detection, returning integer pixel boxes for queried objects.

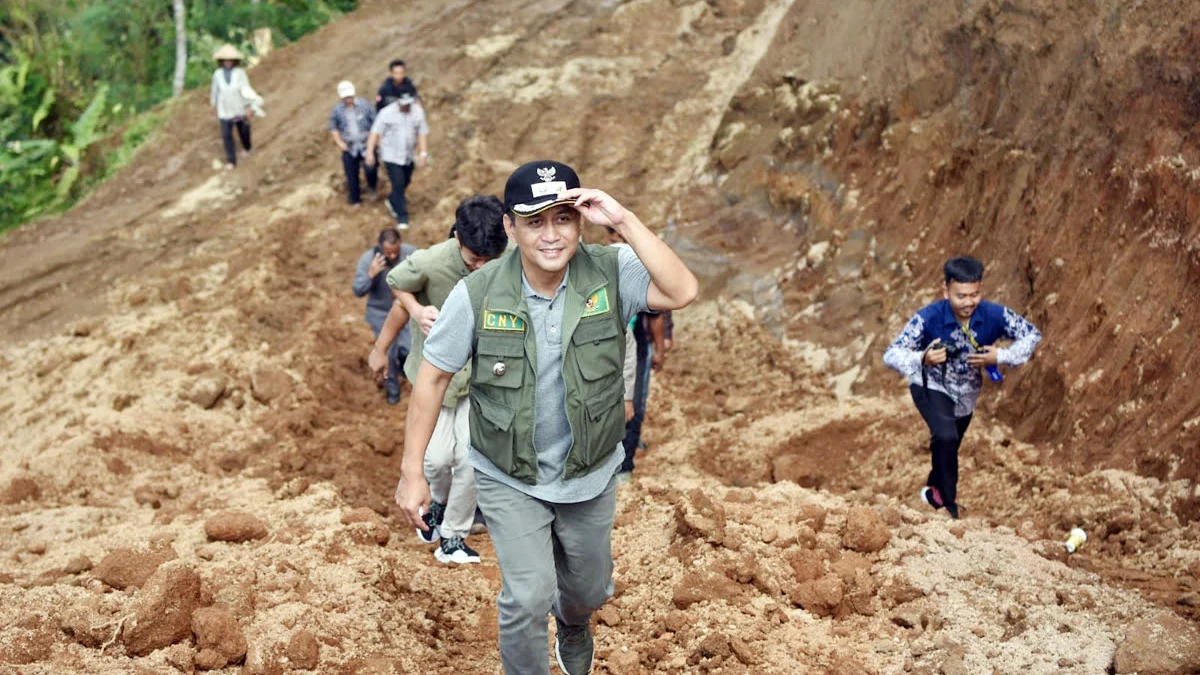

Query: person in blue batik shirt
[883,256,1041,519]
[329,81,378,205]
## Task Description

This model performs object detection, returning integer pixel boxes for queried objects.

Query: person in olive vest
[369,195,509,564]
[395,160,699,675]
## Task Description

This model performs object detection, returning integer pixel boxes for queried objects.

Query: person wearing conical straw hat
[210,44,255,170]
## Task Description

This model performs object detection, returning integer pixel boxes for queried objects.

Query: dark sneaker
[946,504,960,520]
[385,380,401,405]
[554,619,593,675]
[919,487,944,511]
[434,536,481,564]
[416,500,444,544]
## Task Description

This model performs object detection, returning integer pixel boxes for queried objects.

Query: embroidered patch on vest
[581,288,611,318]
[483,310,526,332]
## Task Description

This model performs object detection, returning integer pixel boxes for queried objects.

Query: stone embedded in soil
[93,546,177,590]
[1112,612,1200,675]
[663,610,689,633]
[122,562,203,656]
[286,630,320,670]
[3,476,41,504]
[607,649,640,671]
[787,548,826,583]
[191,606,247,670]
[674,489,727,545]
[788,574,845,618]
[842,506,891,553]
[251,367,292,404]
[63,555,93,575]
[205,511,268,543]
[341,507,391,546]
[60,601,113,648]
[597,605,622,627]
[730,635,757,665]
[181,373,227,409]
[694,632,732,661]
[796,503,827,531]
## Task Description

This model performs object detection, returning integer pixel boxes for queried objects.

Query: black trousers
[909,384,972,508]
[219,118,251,165]
[620,317,653,472]
[341,151,378,204]
[384,161,414,224]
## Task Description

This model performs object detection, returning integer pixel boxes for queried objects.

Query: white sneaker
[434,536,481,564]
[396,222,409,231]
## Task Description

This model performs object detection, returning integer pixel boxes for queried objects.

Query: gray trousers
[474,470,618,675]
[422,398,476,539]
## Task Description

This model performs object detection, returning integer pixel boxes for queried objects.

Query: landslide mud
[2,0,1199,673]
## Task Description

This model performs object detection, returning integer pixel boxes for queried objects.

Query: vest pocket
[571,318,622,381]
[474,336,525,389]
[578,379,625,470]
[469,390,517,475]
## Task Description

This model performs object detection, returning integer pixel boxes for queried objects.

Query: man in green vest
[368,195,508,564]
[395,160,699,675]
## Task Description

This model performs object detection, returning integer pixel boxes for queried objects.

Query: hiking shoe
[919,487,944,510]
[434,536,481,564]
[385,379,401,405]
[416,500,444,544]
[554,619,594,675]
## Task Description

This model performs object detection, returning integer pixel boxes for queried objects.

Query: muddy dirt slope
[1,1,1199,674]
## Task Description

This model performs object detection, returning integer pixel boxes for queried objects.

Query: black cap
[503,160,580,217]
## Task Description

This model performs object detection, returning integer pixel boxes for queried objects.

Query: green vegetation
[0,0,356,233]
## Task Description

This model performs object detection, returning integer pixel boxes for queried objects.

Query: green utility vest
[464,244,626,485]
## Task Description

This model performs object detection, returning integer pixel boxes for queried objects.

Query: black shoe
[946,504,960,520]
[385,380,401,405]
[416,500,445,544]
[554,618,594,675]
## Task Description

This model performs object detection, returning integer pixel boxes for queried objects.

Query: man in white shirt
[365,94,429,230]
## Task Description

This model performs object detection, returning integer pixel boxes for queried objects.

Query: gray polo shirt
[369,102,429,166]
[422,246,651,503]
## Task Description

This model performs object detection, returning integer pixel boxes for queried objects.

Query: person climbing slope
[395,160,699,675]
[883,256,1041,519]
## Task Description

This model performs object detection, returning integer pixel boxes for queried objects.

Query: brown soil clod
[204,511,269,543]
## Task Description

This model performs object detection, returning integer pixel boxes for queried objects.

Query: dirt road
[2,0,1198,673]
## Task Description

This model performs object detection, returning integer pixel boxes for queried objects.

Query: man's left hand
[415,154,427,170]
[966,345,1000,367]
[652,349,665,371]
[560,188,627,230]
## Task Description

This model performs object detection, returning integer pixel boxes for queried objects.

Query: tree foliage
[0,0,356,232]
